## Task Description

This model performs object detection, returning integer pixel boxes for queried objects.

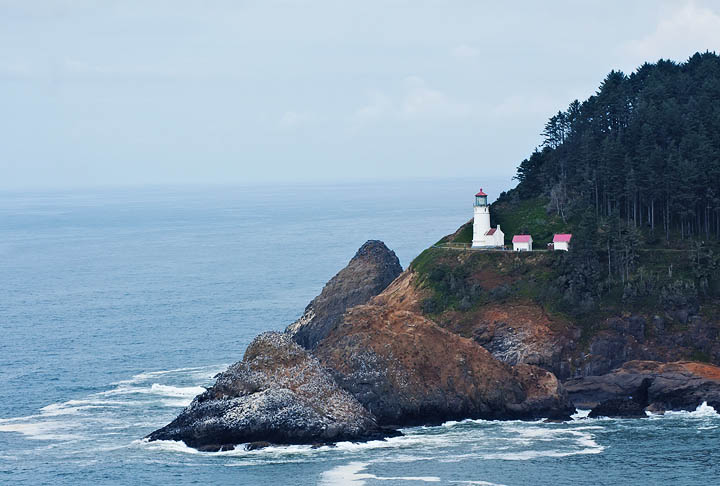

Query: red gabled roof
[553,234,572,243]
[485,228,496,236]
[475,188,487,197]
[512,235,532,243]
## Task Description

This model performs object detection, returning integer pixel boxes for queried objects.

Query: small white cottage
[471,188,504,248]
[512,235,533,251]
[553,234,572,251]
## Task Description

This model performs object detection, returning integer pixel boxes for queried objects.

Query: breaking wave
[0,364,225,444]
[647,401,720,419]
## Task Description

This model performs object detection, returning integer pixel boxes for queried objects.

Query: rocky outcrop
[315,302,575,425]
[565,360,720,413]
[587,378,651,418]
[286,240,402,349]
[147,332,394,451]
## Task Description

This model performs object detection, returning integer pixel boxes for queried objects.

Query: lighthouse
[471,188,504,248]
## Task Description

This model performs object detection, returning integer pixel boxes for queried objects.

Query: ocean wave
[111,365,227,386]
[646,401,720,420]
[0,364,222,445]
[99,383,206,399]
[439,417,547,428]
[571,409,591,420]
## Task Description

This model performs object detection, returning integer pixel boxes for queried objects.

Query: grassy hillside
[492,196,570,247]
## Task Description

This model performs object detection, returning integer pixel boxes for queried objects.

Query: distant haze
[2,0,720,190]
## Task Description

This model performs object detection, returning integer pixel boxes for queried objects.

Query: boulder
[147,332,395,450]
[286,240,403,349]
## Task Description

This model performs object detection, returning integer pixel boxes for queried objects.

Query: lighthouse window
[475,196,487,206]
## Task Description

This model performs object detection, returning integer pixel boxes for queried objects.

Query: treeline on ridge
[508,51,720,242]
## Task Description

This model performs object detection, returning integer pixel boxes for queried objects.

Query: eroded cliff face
[368,267,579,380]
[315,286,574,425]
[286,240,403,349]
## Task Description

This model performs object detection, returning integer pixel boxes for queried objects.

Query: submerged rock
[286,240,402,349]
[147,332,395,451]
[565,360,720,413]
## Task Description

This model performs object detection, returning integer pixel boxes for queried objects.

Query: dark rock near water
[565,360,720,413]
[147,332,394,451]
[588,378,651,418]
[244,441,270,451]
[286,240,402,349]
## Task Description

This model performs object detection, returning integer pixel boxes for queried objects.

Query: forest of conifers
[512,51,720,243]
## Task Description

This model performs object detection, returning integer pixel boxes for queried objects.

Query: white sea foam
[112,365,225,386]
[136,438,202,455]
[318,461,441,485]
[481,435,604,461]
[0,421,83,441]
[647,401,720,420]
[678,401,719,418]
[319,462,372,485]
[571,409,591,420]
[99,383,205,398]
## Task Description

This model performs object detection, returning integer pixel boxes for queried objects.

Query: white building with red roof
[512,234,533,251]
[553,233,572,251]
[471,188,504,248]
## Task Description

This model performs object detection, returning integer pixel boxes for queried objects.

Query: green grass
[454,222,473,244]
[492,196,571,246]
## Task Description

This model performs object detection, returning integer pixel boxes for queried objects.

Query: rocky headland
[148,240,575,450]
[149,232,720,450]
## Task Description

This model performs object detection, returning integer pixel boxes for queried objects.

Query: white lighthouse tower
[471,188,504,248]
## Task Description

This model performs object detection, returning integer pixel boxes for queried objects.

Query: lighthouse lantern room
[471,188,504,248]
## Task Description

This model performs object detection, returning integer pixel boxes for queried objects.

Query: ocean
[1,180,719,485]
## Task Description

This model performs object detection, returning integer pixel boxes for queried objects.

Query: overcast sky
[2,0,720,190]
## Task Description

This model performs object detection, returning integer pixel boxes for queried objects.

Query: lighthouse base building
[471,188,505,248]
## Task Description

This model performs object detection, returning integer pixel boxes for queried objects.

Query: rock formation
[286,240,402,349]
[315,292,575,425]
[149,240,577,450]
[147,332,394,451]
[565,360,720,413]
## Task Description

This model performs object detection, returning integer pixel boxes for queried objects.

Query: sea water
[1,180,719,485]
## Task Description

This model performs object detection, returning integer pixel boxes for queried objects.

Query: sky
[2,0,720,190]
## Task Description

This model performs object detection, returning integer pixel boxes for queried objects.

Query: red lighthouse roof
[475,188,487,197]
